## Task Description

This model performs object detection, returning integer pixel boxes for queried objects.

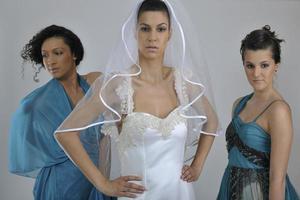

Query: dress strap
[253,100,283,122]
[233,94,253,117]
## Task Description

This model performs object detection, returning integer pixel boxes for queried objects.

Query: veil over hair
[55,0,220,168]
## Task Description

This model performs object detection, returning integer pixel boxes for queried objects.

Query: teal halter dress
[217,94,299,200]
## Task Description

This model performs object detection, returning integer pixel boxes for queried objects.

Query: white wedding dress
[103,72,196,200]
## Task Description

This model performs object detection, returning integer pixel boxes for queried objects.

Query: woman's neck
[252,87,279,102]
[58,70,81,93]
[138,58,167,83]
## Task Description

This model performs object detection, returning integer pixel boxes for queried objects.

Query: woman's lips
[47,68,59,73]
[146,46,158,52]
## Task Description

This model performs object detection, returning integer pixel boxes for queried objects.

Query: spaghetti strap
[253,99,283,122]
[233,94,253,117]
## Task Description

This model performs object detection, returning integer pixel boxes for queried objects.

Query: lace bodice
[102,70,188,150]
[101,71,196,200]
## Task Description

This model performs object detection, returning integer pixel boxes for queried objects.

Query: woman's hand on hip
[102,176,146,198]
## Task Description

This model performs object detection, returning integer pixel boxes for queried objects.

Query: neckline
[237,93,281,124]
[54,74,89,92]
[235,94,270,137]
[236,93,253,118]
[235,115,270,137]
[128,70,181,119]
[237,93,265,123]
[57,74,90,109]
[127,106,181,121]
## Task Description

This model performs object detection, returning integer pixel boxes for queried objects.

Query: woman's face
[243,48,278,92]
[137,11,170,61]
[41,37,76,79]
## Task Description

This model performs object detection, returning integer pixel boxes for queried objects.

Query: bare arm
[268,101,293,200]
[181,96,243,182]
[182,96,218,182]
[56,132,107,191]
[55,75,145,197]
[56,131,145,197]
[191,96,217,168]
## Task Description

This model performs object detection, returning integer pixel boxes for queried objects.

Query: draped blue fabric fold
[8,75,115,200]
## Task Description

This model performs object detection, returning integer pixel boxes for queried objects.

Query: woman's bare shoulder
[82,72,102,85]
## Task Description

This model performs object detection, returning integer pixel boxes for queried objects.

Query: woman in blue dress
[217,25,299,199]
[9,25,115,200]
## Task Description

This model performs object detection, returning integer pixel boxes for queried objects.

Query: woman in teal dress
[217,25,299,200]
[8,25,115,200]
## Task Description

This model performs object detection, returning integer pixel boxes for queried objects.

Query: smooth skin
[56,10,218,198]
[41,37,100,106]
[233,49,293,200]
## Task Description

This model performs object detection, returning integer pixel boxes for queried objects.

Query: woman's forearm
[191,107,217,170]
[56,132,108,191]
[191,134,215,171]
[269,175,285,200]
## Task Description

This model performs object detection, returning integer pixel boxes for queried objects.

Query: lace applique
[115,70,188,114]
[102,70,188,154]
[102,108,187,155]
[115,77,134,114]
[123,108,186,137]
[101,123,119,142]
[120,108,187,154]
[174,70,189,105]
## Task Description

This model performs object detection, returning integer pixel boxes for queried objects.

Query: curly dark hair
[240,25,284,64]
[21,25,84,81]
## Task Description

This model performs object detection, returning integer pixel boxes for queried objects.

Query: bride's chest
[120,109,187,140]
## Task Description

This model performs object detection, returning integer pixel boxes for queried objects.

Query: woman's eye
[157,27,167,32]
[141,27,150,32]
[261,63,269,68]
[42,54,48,58]
[54,51,63,56]
[245,64,254,69]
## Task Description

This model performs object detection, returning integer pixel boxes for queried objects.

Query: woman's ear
[274,63,279,72]
[72,53,77,60]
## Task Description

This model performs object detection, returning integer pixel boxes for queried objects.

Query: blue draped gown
[9,75,115,200]
[217,94,299,200]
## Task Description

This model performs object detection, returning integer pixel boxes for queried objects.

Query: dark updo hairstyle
[137,0,171,26]
[240,25,284,64]
[21,25,84,81]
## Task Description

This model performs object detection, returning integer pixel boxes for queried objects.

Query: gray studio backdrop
[1,0,299,199]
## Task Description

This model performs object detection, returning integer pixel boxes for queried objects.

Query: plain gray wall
[1,0,299,199]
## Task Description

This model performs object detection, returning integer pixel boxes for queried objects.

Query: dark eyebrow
[157,23,168,27]
[139,23,168,27]
[139,23,150,27]
[41,47,64,52]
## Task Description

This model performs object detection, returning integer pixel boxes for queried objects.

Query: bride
[55,0,219,199]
